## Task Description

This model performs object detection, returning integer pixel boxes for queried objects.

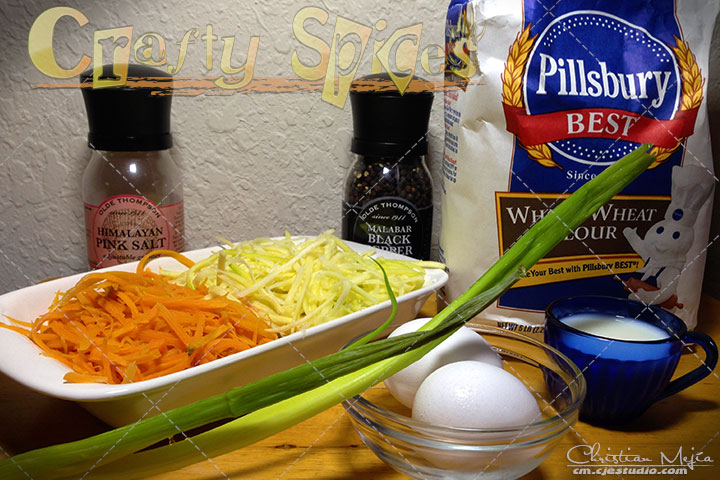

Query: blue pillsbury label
[523,13,679,164]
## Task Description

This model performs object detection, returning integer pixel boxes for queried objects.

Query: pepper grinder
[342,73,434,260]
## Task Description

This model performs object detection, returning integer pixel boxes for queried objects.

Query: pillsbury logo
[502,11,702,169]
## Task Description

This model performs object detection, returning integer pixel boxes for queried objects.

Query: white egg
[383,318,503,408]
[412,360,541,429]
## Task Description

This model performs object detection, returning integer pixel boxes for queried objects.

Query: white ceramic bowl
[0,239,447,426]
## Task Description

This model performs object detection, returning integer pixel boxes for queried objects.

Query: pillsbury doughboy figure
[622,165,714,309]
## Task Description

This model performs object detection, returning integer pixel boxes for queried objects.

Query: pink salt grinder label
[84,195,184,269]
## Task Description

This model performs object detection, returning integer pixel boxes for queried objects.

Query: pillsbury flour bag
[440,0,719,329]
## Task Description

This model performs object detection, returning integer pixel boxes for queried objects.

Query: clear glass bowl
[341,325,586,480]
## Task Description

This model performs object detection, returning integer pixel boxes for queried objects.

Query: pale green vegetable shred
[167,231,444,335]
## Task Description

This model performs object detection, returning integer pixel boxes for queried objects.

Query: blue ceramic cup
[544,296,718,425]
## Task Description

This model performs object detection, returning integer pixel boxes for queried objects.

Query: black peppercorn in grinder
[341,73,434,260]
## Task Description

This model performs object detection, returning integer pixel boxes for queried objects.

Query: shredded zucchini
[168,231,445,334]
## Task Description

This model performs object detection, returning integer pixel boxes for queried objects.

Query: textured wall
[0,0,447,293]
[0,1,719,296]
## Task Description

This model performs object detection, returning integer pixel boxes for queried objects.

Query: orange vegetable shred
[2,264,277,385]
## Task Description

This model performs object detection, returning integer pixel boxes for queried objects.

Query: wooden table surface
[1,296,719,479]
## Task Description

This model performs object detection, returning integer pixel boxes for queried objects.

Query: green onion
[0,270,517,480]
[54,270,521,480]
[0,144,655,480]
[346,258,399,348]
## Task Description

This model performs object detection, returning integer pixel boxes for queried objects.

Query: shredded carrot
[136,249,195,274]
[0,270,277,385]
